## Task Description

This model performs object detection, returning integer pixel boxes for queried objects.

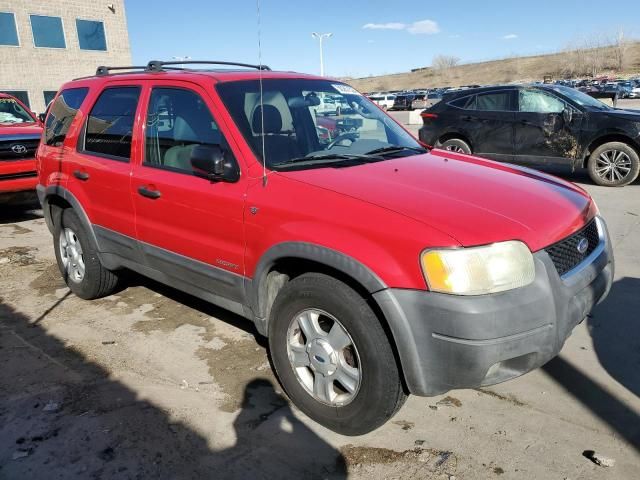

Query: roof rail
[146,60,271,72]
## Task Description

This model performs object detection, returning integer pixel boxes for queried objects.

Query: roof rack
[146,60,271,72]
[93,60,272,78]
[95,65,148,76]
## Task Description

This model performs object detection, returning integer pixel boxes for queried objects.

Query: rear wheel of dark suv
[268,273,407,436]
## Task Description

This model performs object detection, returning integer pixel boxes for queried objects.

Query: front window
[519,89,565,113]
[76,19,107,51]
[30,15,66,48]
[216,79,423,170]
[0,97,35,124]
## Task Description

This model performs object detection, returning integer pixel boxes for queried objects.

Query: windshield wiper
[272,153,383,168]
[364,145,427,156]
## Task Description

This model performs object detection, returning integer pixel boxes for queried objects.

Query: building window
[30,15,66,48]
[76,19,107,51]
[0,12,19,46]
[0,91,30,109]
[43,91,58,107]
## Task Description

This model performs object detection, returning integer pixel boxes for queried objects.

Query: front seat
[251,105,300,165]
[164,116,199,170]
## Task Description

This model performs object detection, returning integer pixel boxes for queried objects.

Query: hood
[0,123,43,137]
[601,108,640,121]
[281,151,593,252]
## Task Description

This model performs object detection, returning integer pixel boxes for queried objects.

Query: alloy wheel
[59,227,85,283]
[595,149,632,183]
[286,308,361,406]
[445,144,466,153]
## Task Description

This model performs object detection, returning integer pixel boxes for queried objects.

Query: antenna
[256,0,267,187]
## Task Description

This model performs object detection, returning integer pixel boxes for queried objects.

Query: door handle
[461,115,473,121]
[138,185,161,199]
[73,170,90,181]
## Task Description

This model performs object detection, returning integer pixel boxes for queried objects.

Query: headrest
[252,104,282,134]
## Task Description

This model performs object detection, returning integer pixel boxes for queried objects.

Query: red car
[37,61,614,435]
[0,93,43,203]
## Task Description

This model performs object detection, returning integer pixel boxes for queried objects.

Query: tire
[587,141,640,187]
[53,208,119,299]
[439,138,472,154]
[268,273,407,436]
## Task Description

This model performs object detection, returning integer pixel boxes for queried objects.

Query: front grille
[545,219,600,276]
[0,136,40,161]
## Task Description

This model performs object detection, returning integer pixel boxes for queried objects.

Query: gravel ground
[0,170,639,479]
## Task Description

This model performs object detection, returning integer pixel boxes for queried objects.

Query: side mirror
[562,108,573,124]
[190,144,239,183]
[38,113,46,124]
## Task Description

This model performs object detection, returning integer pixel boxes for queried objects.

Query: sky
[125,0,640,78]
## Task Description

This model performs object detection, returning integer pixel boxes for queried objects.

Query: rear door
[513,88,582,167]
[448,90,516,161]
[69,83,142,244]
[130,80,247,306]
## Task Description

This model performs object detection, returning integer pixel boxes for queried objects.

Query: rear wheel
[54,209,119,299]
[268,273,407,435]
[587,142,639,187]
[439,138,472,154]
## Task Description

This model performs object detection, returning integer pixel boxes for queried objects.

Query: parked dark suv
[37,61,613,435]
[419,84,640,186]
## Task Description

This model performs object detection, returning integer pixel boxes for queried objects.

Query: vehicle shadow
[0,300,347,479]
[588,276,640,397]
[542,277,640,453]
[0,202,42,225]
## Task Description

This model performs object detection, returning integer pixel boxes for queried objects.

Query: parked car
[391,92,417,110]
[38,61,613,435]
[0,93,43,203]
[413,91,443,110]
[617,81,635,98]
[368,93,396,110]
[419,84,640,186]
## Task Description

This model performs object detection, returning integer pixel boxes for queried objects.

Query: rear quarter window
[44,87,89,146]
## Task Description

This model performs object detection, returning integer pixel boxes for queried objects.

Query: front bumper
[374,216,614,396]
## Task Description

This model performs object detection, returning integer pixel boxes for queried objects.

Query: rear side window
[144,87,223,174]
[84,87,141,161]
[44,87,89,146]
[449,95,475,109]
[476,92,512,111]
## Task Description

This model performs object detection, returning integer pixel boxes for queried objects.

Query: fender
[248,241,388,333]
[39,184,100,250]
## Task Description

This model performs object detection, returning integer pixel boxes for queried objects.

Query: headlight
[421,241,535,295]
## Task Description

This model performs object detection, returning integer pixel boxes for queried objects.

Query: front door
[131,80,247,307]
[513,88,583,168]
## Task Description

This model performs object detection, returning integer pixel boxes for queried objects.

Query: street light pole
[171,55,191,68]
[311,32,332,76]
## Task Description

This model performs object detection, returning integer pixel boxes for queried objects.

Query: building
[0,0,131,113]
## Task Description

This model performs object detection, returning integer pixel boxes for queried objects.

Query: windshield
[0,98,35,124]
[547,85,610,109]
[216,79,423,169]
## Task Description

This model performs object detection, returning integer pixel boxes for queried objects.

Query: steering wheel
[326,132,359,150]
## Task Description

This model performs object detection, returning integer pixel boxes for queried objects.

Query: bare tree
[432,54,460,71]
[612,28,630,71]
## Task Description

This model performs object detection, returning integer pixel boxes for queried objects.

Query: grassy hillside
[348,42,640,92]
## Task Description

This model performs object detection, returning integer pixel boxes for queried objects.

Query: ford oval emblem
[576,237,589,254]
[11,144,27,154]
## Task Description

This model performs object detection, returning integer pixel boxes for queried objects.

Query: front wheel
[268,273,407,435]
[587,142,640,187]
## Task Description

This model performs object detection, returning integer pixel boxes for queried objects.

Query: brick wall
[0,0,131,113]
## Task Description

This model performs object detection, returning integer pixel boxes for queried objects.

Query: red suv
[1,93,42,203]
[37,61,614,435]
